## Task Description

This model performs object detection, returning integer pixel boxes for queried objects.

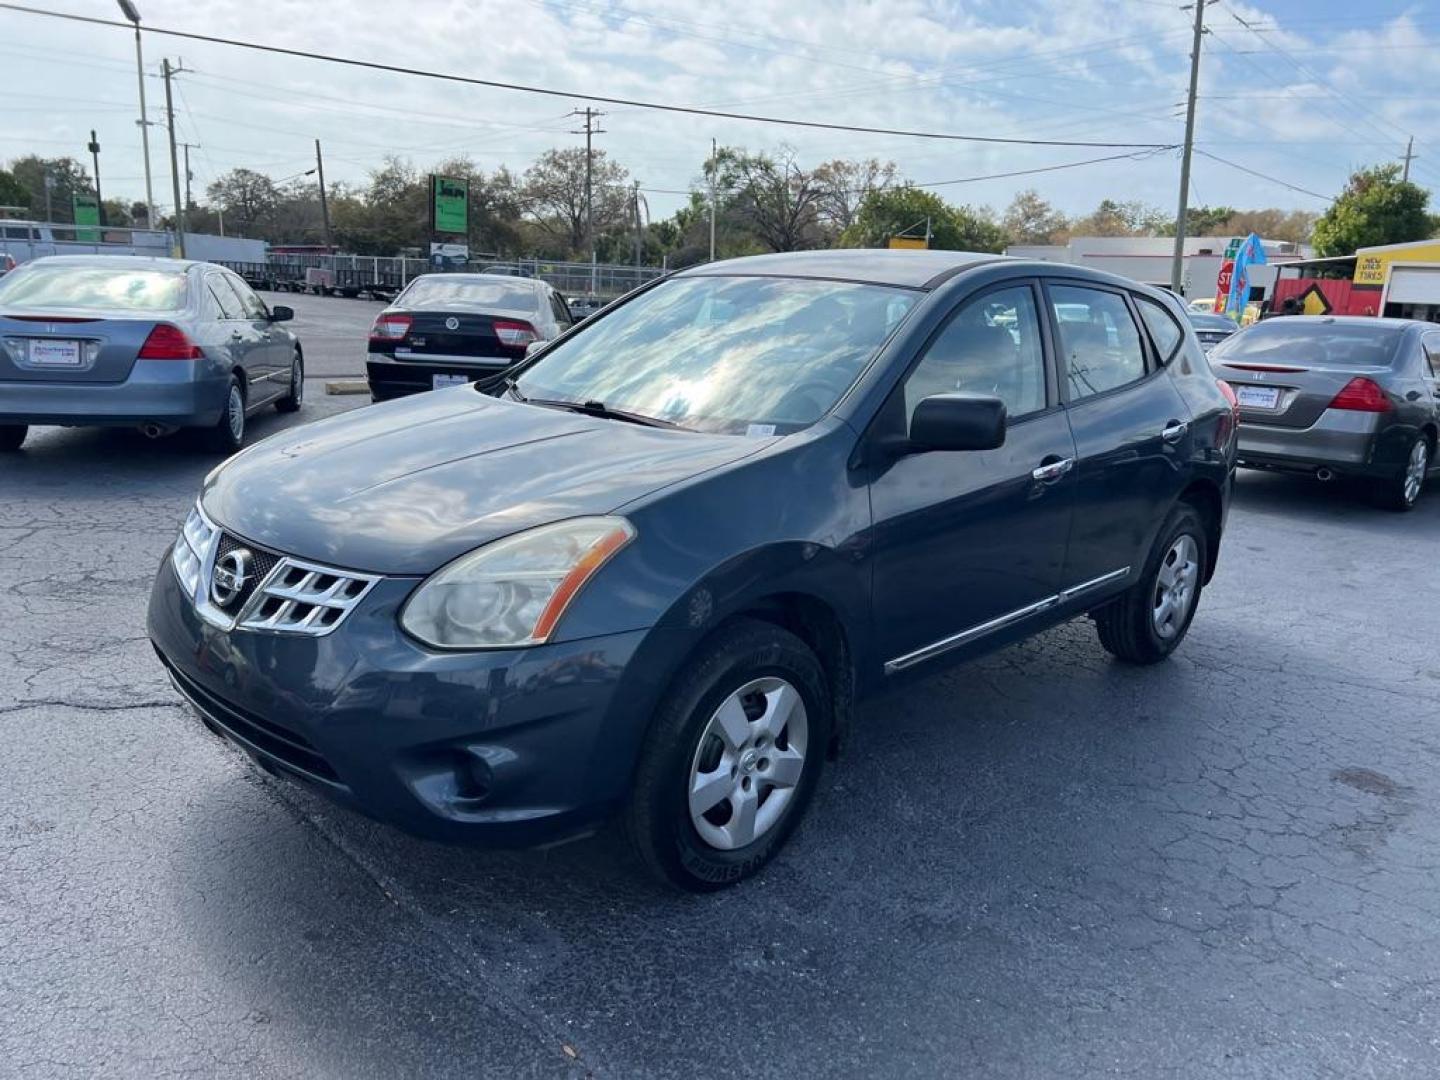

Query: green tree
[6,155,94,222]
[522,147,630,258]
[205,168,282,237]
[1070,198,1167,237]
[719,146,825,252]
[1312,164,1436,257]
[1156,205,1237,238]
[840,186,1007,253]
[0,168,28,212]
[1002,188,1068,245]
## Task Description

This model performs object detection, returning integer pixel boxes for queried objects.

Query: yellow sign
[888,236,928,250]
[1354,241,1440,286]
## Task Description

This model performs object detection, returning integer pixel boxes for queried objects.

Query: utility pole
[117,1,156,230]
[88,130,104,226]
[179,141,200,216]
[632,180,644,267]
[1170,0,1206,295]
[709,137,717,262]
[43,170,54,222]
[1402,136,1416,183]
[569,107,605,295]
[314,139,333,251]
[161,57,188,257]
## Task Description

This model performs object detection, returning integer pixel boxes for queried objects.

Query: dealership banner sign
[1223,233,1266,319]
[430,175,469,236]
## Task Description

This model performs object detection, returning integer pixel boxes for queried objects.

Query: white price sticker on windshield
[746,423,777,438]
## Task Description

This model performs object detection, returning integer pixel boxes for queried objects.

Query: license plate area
[432,373,469,389]
[27,339,85,367]
[1235,385,1280,409]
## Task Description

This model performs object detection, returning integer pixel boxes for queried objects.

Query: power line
[1194,150,1333,201]
[0,3,1172,150]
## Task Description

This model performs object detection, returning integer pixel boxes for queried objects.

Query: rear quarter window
[1135,295,1184,363]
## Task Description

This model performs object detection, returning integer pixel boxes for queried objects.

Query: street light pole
[117,0,156,230]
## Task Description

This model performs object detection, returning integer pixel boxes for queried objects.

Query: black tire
[0,424,27,451]
[625,618,831,892]
[1094,503,1208,665]
[207,374,246,453]
[275,349,303,413]
[1373,435,1430,512]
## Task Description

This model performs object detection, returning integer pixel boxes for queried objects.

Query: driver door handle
[1032,456,1074,483]
[1161,420,1189,443]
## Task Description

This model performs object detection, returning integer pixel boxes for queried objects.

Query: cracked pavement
[4,292,1440,1078]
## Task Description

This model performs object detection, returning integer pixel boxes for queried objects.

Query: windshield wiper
[524,396,682,429]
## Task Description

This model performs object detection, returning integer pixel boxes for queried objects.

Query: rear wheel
[1375,435,1430,512]
[625,619,831,892]
[0,424,27,451]
[1094,504,1207,665]
[275,349,303,413]
[207,375,246,453]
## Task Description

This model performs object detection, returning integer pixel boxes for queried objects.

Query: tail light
[1329,377,1390,413]
[138,323,204,359]
[369,312,412,343]
[493,319,538,347]
[1216,378,1239,444]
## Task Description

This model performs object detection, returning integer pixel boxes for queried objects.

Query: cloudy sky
[2,0,1436,226]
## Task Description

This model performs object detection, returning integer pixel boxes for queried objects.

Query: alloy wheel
[1152,533,1199,641]
[227,384,245,442]
[1403,439,1428,505]
[687,676,809,851]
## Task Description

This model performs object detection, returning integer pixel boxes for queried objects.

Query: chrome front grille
[236,556,378,635]
[173,503,380,637]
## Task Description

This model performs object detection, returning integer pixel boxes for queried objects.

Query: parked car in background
[366,273,574,400]
[568,295,606,322]
[0,255,302,453]
[151,249,1236,890]
[1210,316,1439,510]
[1187,311,1239,353]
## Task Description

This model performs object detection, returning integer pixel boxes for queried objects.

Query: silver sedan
[1210,315,1440,510]
[0,255,303,452]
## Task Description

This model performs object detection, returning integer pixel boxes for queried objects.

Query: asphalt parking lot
[4,291,1440,1079]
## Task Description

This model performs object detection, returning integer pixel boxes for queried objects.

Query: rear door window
[1135,295,1184,364]
[224,274,269,320]
[208,276,242,319]
[1049,284,1148,401]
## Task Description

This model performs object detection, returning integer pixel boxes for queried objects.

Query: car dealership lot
[4,297,1440,1078]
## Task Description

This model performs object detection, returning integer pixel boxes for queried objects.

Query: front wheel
[1094,504,1207,665]
[625,619,831,892]
[1375,436,1430,512]
[0,424,27,451]
[275,349,303,413]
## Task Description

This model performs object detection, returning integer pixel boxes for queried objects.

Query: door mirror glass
[908,393,1007,452]
[269,304,294,322]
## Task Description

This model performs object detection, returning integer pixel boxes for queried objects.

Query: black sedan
[366,273,575,400]
[1187,310,1239,352]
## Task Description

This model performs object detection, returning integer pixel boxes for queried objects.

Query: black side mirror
[908,393,1007,452]
[269,305,294,323]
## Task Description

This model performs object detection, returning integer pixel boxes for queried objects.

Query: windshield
[0,266,188,312]
[1211,319,1403,368]
[400,276,537,310]
[514,275,919,433]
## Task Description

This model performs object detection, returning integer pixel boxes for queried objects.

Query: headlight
[399,516,636,649]
[170,502,215,596]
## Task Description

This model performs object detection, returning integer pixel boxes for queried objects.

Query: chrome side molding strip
[1057,566,1131,603]
[883,566,1131,675]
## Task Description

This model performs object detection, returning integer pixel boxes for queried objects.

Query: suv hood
[202,388,761,574]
